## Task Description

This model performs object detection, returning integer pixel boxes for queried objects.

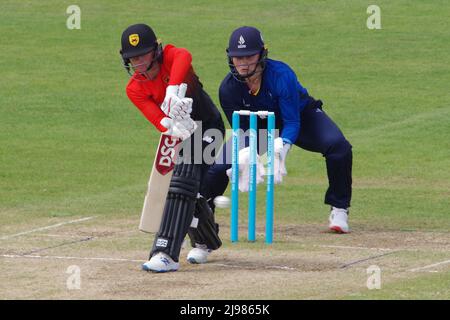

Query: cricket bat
[139,133,182,233]
[139,83,187,233]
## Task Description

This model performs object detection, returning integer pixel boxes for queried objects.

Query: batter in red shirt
[120,24,225,273]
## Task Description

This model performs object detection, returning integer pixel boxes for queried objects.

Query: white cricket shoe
[329,207,350,233]
[142,252,179,273]
[187,244,211,264]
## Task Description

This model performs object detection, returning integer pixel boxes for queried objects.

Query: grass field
[0,0,449,300]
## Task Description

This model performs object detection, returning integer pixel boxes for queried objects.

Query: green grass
[347,271,450,300]
[0,0,449,299]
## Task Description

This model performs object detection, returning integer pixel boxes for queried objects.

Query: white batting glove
[169,97,193,120]
[160,117,197,141]
[160,85,180,117]
[160,117,184,139]
[177,117,198,136]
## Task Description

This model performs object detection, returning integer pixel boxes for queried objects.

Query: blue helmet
[226,26,268,81]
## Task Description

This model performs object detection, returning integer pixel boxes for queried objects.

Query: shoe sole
[329,226,349,234]
[187,257,199,264]
[142,265,179,273]
[187,257,209,264]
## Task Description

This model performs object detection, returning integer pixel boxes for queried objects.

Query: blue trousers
[203,102,353,209]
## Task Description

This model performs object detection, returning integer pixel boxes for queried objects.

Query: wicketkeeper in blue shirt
[204,26,353,233]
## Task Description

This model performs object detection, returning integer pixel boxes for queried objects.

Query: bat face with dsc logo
[155,135,180,175]
[139,134,182,233]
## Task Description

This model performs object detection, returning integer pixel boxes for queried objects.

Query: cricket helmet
[226,26,268,81]
[120,23,163,76]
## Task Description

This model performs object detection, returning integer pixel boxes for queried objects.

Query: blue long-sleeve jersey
[219,58,312,144]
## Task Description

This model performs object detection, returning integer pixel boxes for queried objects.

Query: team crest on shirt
[129,34,139,46]
[163,75,169,83]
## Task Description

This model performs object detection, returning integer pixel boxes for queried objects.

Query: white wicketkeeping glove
[159,117,197,141]
[226,147,266,192]
[273,137,291,184]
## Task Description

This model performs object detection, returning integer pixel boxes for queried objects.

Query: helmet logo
[129,34,140,46]
[238,35,246,49]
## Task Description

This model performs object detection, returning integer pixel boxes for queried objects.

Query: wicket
[231,110,275,244]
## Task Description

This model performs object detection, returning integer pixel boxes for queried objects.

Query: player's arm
[275,70,302,145]
[164,45,193,85]
[218,79,237,126]
[272,69,304,181]
[127,84,195,140]
[159,45,193,119]
[126,85,168,132]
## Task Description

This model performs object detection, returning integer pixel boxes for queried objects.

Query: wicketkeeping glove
[273,137,291,184]
[226,147,266,192]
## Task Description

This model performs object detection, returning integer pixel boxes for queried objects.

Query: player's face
[232,54,260,77]
[129,51,159,80]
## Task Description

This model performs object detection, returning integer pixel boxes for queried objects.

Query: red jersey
[126,44,193,132]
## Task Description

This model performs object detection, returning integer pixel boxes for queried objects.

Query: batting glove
[169,97,193,120]
[160,117,197,141]
[160,85,180,117]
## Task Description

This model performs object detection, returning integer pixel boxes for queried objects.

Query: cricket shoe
[142,252,179,273]
[329,207,350,233]
[187,244,211,264]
